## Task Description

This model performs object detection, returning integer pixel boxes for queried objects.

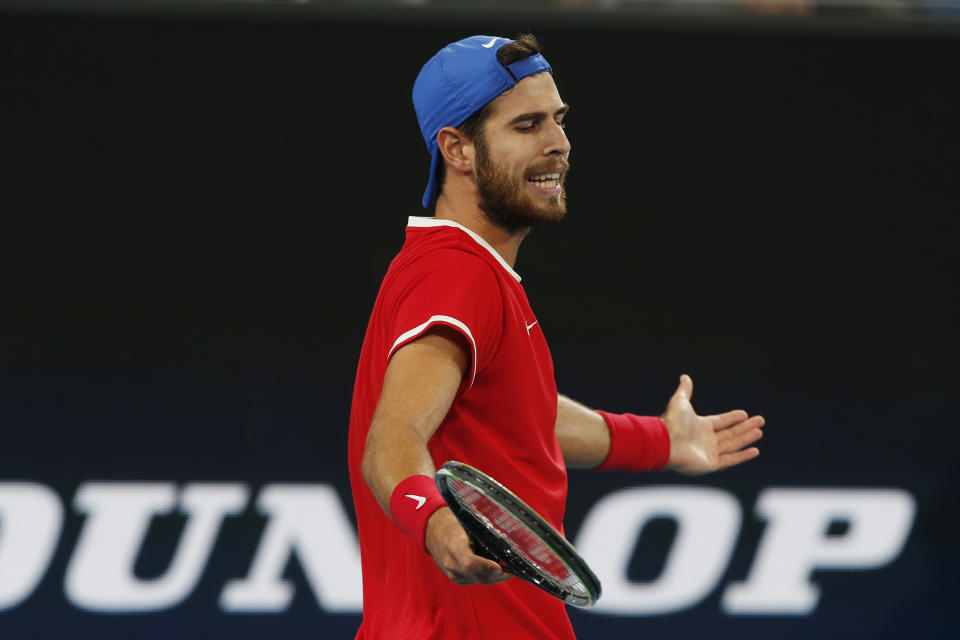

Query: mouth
[526,171,563,194]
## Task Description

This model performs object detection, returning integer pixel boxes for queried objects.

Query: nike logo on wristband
[526,320,539,335]
[404,494,427,510]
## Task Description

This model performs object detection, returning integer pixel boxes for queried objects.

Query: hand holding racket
[435,461,602,607]
[424,506,513,586]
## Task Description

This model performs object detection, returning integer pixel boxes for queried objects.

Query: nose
[543,120,571,157]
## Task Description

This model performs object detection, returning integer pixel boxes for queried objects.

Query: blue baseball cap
[413,35,553,208]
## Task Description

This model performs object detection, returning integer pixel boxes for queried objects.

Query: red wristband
[595,411,671,472]
[389,475,446,551]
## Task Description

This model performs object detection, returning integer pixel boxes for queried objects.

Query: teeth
[528,172,561,188]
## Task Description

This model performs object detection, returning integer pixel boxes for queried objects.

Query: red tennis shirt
[348,216,575,639]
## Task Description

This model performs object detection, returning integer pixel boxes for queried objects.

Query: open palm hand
[663,375,765,475]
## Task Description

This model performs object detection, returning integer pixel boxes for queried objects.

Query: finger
[448,571,472,586]
[718,446,760,469]
[673,374,693,402]
[472,556,508,580]
[474,563,513,585]
[710,409,750,431]
[450,570,511,586]
[452,547,508,579]
[718,426,763,454]
[716,415,765,441]
[450,555,512,585]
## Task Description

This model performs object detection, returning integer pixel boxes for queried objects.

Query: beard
[474,135,569,232]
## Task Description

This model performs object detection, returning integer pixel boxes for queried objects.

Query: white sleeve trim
[407,216,521,282]
[387,315,478,389]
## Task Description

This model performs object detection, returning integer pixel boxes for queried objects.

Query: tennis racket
[434,460,602,608]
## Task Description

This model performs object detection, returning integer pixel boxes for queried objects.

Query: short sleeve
[386,250,504,389]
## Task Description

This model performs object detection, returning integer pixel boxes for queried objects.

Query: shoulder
[391,245,502,292]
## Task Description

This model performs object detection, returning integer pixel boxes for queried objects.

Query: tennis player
[348,34,765,639]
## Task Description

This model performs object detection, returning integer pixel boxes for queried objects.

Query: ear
[436,126,475,177]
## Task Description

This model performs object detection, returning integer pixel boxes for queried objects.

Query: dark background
[2,4,958,639]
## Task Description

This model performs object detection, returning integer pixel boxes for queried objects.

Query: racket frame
[435,460,602,608]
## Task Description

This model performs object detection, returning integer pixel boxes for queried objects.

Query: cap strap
[506,53,552,83]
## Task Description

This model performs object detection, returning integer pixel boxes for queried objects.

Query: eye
[516,122,536,132]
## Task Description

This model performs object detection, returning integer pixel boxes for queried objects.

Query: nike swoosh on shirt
[526,320,539,334]
[405,494,427,510]
[481,37,498,49]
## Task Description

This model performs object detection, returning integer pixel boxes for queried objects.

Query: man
[348,34,765,639]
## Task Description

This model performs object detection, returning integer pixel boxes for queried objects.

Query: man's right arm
[361,325,510,586]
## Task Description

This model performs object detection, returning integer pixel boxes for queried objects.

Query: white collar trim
[407,216,521,282]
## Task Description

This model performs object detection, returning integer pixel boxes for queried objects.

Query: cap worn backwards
[412,35,553,208]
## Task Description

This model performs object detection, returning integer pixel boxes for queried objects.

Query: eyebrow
[508,104,570,126]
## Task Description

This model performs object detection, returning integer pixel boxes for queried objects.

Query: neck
[433,193,529,269]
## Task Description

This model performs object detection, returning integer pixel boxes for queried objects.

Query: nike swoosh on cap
[481,37,498,49]
[404,494,427,509]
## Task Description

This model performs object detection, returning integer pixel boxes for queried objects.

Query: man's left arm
[556,374,765,474]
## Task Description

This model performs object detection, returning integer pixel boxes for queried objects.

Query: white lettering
[0,481,918,616]
[722,488,916,615]
[219,484,362,613]
[576,486,740,615]
[65,483,247,611]
[0,483,64,610]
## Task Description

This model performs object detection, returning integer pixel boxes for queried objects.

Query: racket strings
[448,477,588,595]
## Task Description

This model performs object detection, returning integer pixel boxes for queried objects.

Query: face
[472,72,571,231]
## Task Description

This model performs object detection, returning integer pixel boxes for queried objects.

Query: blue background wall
[2,6,958,638]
